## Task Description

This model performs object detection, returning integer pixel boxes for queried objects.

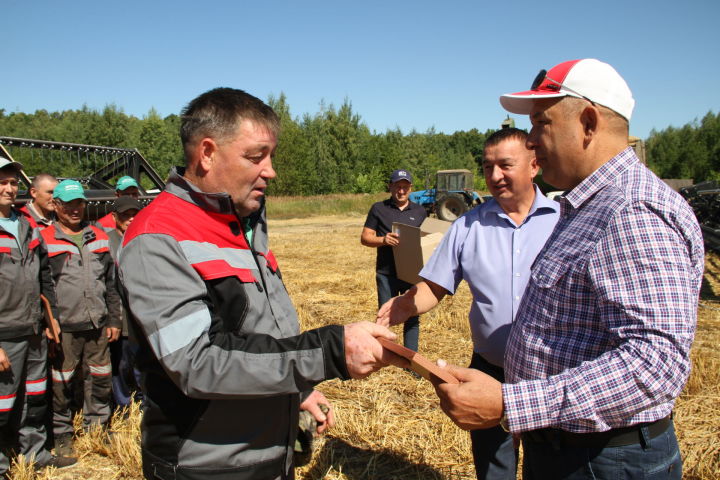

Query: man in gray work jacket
[0,158,76,474]
[118,87,402,480]
[39,179,122,455]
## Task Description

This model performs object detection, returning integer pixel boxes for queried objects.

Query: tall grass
[266,193,388,219]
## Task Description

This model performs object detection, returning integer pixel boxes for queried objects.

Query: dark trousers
[375,272,419,351]
[51,329,111,435]
[522,421,682,479]
[469,352,517,480]
[0,334,51,473]
[110,336,142,407]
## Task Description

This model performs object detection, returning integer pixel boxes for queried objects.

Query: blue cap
[389,169,413,184]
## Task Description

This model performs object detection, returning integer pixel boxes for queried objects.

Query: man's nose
[526,130,538,150]
[262,159,277,180]
[489,166,503,182]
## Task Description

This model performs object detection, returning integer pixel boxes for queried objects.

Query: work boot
[54,433,75,457]
[36,454,77,470]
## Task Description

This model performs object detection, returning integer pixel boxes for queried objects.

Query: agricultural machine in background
[0,136,166,221]
[409,169,482,221]
[680,180,720,252]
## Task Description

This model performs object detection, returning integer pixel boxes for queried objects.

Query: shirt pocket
[532,254,570,289]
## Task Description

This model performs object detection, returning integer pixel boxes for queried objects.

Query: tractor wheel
[436,194,468,221]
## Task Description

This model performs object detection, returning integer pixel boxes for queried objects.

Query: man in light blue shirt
[377,128,559,479]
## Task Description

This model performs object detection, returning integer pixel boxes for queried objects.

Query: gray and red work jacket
[0,209,58,339]
[118,168,350,480]
[39,223,121,332]
[18,203,53,230]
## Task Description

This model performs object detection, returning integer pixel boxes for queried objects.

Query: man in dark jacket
[361,169,427,351]
[107,196,143,409]
[0,157,76,474]
[118,87,403,480]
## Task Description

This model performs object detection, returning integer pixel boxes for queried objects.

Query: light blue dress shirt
[419,185,559,367]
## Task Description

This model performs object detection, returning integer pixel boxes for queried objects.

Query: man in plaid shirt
[433,59,704,479]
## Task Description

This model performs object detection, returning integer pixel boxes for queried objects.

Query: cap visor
[56,193,87,202]
[500,90,568,114]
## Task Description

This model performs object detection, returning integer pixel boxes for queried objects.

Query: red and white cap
[500,59,635,121]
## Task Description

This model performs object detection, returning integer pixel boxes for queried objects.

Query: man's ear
[580,105,600,147]
[528,155,540,178]
[194,137,218,175]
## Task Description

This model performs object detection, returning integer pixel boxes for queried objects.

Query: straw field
[10,215,720,480]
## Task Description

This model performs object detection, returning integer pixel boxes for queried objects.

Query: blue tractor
[409,169,482,221]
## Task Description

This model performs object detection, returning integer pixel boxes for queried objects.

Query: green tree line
[1,100,718,194]
[646,111,720,182]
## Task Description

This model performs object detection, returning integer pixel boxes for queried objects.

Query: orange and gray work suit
[0,210,57,473]
[39,223,121,435]
[118,169,351,480]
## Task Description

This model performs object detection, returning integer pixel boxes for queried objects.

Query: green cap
[116,176,139,191]
[53,179,87,202]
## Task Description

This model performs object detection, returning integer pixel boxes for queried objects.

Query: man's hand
[106,327,121,342]
[382,232,400,247]
[376,287,418,327]
[433,359,504,430]
[299,390,334,435]
[344,322,406,379]
[377,281,445,328]
[0,348,11,372]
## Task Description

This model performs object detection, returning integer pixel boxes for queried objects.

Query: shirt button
[515,296,520,300]
[516,249,521,254]
[515,273,521,277]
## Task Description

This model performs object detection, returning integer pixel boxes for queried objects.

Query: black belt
[521,415,672,448]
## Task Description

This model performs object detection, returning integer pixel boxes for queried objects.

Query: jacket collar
[51,222,96,244]
[165,167,264,226]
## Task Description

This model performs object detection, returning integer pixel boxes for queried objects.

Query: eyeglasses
[531,69,596,107]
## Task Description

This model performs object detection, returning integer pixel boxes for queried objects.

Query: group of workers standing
[0,57,705,480]
[0,165,142,476]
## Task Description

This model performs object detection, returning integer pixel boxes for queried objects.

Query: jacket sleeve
[37,233,60,319]
[104,255,123,329]
[118,232,349,400]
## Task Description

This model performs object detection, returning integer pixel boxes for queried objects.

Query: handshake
[342,321,458,385]
[338,287,504,433]
[342,286,454,381]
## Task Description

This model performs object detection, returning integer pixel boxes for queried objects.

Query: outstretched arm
[376,280,447,327]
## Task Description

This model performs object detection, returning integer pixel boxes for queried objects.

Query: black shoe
[54,433,75,457]
[36,454,78,470]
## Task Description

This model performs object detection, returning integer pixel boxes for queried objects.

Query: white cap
[500,59,635,121]
[0,155,23,172]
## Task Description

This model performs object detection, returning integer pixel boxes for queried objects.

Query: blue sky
[4,0,719,140]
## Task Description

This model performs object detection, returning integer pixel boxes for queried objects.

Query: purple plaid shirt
[503,147,704,434]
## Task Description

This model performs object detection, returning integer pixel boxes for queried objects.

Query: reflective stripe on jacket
[39,224,121,332]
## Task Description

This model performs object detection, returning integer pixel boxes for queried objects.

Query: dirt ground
[13,215,720,480]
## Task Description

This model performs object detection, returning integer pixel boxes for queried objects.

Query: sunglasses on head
[530,69,596,107]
